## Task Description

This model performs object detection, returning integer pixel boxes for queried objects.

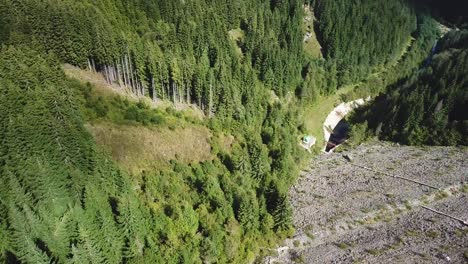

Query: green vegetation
[435,191,450,200]
[405,230,420,237]
[427,230,441,238]
[304,224,315,240]
[462,184,468,193]
[0,46,300,263]
[293,240,301,247]
[312,0,416,86]
[366,248,384,256]
[0,0,316,261]
[292,252,305,263]
[302,5,322,59]
[86,122,213,174]
[0,0,462,262]
[350,30,468,146]
[335,242,350,250]
[413,0,468,27]
[300,84,356,149]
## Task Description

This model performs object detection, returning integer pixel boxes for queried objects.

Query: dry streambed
[265,142,468,263]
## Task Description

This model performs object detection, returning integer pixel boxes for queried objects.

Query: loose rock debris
[265,142,468,264]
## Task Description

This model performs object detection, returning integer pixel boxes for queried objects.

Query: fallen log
[421,205,468,226]
[346,161,441,190]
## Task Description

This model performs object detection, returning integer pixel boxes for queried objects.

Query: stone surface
[265,142,468,264]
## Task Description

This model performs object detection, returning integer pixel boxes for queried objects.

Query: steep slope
[0,0,441,263]
[312,0,416,86]
[350,30,468,146]
[0,46,304,263]
[267,142,468,263]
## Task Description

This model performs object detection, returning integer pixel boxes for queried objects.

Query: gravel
[265,142,468,264]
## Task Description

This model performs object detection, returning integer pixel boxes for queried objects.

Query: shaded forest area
[0,0,455,263]
[349,30,468,146]
[412,0,468,26]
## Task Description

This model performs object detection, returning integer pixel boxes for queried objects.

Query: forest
[0,0,465,263]
[349,29,468,146]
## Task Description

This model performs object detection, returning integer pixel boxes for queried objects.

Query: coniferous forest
[349,29,468,146]
[0,0,466,263]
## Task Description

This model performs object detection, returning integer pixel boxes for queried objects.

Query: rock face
[266,142,468,264]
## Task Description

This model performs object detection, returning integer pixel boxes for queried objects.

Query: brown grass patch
[86,122,212,174]
[219,133,235,153]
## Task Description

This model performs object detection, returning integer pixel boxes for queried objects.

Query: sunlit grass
[87,121,213,174]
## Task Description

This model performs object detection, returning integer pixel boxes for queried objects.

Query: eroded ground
[266,142,468,264]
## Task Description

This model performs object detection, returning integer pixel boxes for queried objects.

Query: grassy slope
[86,122,212,174]
[228,29,245,58]
[300,84,356,150]
[65,66,218,174]
[64,64,206,120]
[303,7,322,59]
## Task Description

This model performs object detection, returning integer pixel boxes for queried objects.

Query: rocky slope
[265,142,468,263]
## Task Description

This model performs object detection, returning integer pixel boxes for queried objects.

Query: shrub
[124,105,139,121]
[347,121,370,146]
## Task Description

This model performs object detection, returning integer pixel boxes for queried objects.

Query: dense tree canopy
[0,0,455,263]
[0,45,303,263]
[350,30,468,146]
[312,0,417,85]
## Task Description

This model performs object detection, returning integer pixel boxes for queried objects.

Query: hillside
[0,0,466,263]
[349,29,468,146]
[267,142,468,263]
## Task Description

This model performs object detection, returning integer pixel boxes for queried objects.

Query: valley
[0,0,466,263]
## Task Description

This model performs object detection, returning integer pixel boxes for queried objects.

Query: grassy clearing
[228,28,244,41]
[64,64,131,98]
[228,29,245,58]
[304,36,322,59]
[299,84,356,150]
[86,122,212,174]
[302,6,322,59]
[67,63,218,174]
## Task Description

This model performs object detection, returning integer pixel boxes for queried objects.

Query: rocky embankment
[265,142,468,263]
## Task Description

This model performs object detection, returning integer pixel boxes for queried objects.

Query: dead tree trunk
[116,62,122,87]
[88,58,93,72]
[151,76,156,102]
[209,83,213,118]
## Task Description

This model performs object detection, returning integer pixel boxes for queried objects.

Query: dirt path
[265,142,468,263]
